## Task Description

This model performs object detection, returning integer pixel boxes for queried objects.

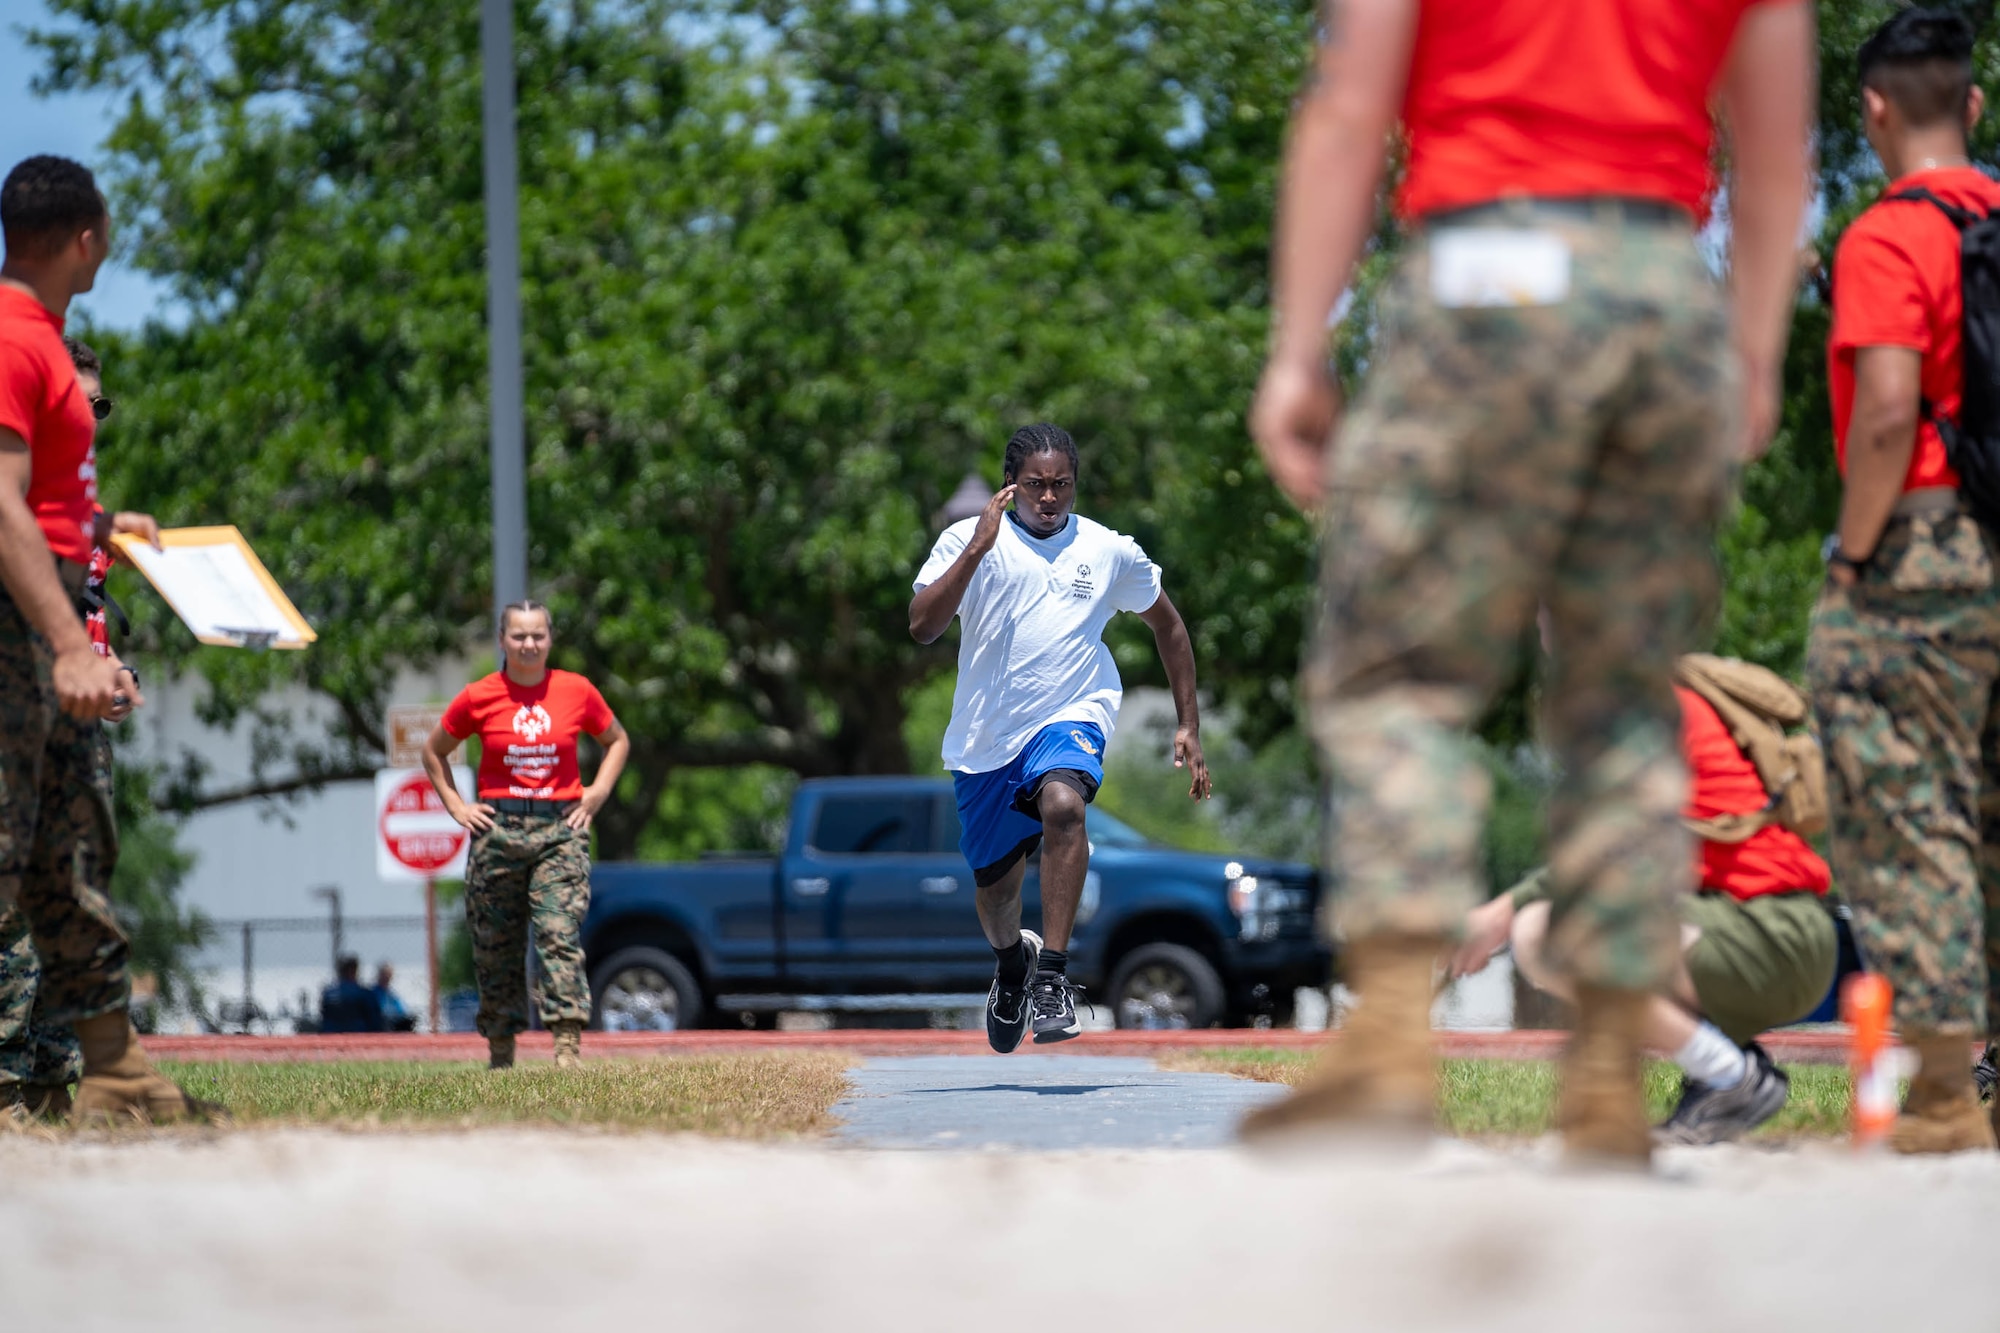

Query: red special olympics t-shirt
[441,670,615,802]
[1397,0,1794,223]
[0,286,98,562]
[1678,686,1830,903]
[1828,167,2000,492]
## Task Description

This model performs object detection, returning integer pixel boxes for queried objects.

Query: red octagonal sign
[378,770,468,877]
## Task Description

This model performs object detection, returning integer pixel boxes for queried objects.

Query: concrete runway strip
[2,1117,1991,1332]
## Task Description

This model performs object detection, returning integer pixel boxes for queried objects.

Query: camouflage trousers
[0,589,130,1046]
[465,810,593,1038]
[0,905,85,1092]
[1807,504,2000,1036]
[1309,206,1735,992]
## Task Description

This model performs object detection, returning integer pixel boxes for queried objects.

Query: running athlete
[910,424,1211,1051]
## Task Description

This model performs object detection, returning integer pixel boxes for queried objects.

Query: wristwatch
[1821,533,1872,575]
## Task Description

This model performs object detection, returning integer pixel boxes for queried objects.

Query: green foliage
[107,758,210,1020]
[636,766,798,860]
[1481,745,1552,901]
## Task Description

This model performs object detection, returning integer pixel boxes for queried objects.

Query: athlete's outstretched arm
[1250,0,1418,512]
[909,483,1016,643]
[1137,591,1212,800]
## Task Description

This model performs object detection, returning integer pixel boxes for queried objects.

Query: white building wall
[124,657,482,1032]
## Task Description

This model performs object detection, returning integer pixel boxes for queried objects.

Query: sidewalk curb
[143,1028,1861,1064]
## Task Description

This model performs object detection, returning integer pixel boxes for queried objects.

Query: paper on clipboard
[110,525,316,650]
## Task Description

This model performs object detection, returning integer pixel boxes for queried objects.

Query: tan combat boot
[72,1011,200,1124]
[488,1034,516,1070]
[1890,1034,1996,1155]
[1558,985,1652,1168]
[24,1082,73,1121]
[552,1021,583,1070]
[1239,932,1440,1144]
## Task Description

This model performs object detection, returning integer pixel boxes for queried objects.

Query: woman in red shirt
[421,600,630,1071]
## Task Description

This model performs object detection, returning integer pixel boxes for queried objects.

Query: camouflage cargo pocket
[1879,513,1994,594]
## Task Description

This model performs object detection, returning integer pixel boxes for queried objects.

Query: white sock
[1673,1022,1749,1089]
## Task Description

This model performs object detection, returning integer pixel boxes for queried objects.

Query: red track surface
[144,1027,1859,1065]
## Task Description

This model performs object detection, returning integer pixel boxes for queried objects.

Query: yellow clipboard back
[110,525,316,650]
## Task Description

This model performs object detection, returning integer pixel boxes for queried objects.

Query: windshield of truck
[1086,809,1151,848]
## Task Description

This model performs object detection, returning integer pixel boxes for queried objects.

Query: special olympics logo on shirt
[512,703,554,742]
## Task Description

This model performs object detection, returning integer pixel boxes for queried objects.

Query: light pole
[482,0,528,656]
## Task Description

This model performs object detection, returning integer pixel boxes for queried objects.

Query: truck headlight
[1226,865,1266,941]
[1077,870,1102,927]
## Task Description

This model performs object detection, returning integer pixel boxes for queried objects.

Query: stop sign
[375,767,471,881]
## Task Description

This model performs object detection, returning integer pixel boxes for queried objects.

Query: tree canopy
[38,0,1320,855]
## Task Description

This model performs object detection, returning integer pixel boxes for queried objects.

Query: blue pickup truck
[581,776,1330,1031]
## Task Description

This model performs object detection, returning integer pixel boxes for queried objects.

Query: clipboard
[110,525,317,650]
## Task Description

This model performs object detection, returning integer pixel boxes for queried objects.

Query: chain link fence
[180,913,446,1035]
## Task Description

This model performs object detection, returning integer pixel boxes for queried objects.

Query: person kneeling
[1452,676,1838,1145]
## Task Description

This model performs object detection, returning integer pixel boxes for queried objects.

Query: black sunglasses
[90,396,114,422]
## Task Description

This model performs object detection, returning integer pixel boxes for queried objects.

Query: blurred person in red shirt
[1451,684,1838,1146]
[0,334,160,1121]
[0,158,204,1124]
[1807,7,2000,1155]
[421,601,629,1071]
[1242,0,1813,1165]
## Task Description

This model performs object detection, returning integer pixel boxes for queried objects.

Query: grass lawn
[1166,1049,1853,1140]
[152,1053,852,1138]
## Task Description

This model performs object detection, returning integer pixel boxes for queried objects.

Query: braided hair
[499,598,554,637]
[1002,423,1079,483]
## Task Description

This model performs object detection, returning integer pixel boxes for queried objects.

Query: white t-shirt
[914,512,1163,774]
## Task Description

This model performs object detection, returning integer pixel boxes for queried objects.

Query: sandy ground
[1,1127,1992,1332]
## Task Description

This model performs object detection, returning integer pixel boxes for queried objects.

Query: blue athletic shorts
[953,721,1105,885]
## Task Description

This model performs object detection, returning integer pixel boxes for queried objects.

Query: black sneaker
[1653,1042,1790,1146]
[1029,969,1081,1044]
[985,930,1043,1054]
[1974,1044,1997,1103]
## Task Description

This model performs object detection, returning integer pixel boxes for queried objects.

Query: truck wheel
[1107,943,1225,1030]
[590,946,704,1032]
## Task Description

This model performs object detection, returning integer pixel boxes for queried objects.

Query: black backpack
[1888,186,2000,530]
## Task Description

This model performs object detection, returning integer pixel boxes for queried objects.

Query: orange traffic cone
[1843,973,1895,1149]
